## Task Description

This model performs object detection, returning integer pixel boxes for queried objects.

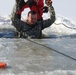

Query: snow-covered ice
[0,14,76,75]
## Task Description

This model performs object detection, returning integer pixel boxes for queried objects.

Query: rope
[26,38,76,61]
[54,22,76,30]
[16,0,76,61]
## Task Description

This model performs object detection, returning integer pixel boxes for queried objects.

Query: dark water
[0,31,15,38]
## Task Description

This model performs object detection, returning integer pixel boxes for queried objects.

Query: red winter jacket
[17,0,44,20]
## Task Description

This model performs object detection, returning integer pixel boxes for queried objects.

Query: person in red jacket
[15,0,44,21]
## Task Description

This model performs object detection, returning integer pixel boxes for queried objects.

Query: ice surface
[0,14,76,75]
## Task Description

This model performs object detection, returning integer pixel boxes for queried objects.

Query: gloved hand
[16,0,26,10]
[15,0,21,13]
[43,6,48,13]
[19,0,26,10]
[15,14,21,19]
[45,0,52,6]
[15,0,25,19]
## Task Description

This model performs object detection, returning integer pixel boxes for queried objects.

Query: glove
[43,6,48,13]
[15,0,26,19]
[45,0,52,6]
[19,0,26,10]
[15,14,21,19]
[15,4,21,19]
[16,0,26,11]
[15,0,21,14]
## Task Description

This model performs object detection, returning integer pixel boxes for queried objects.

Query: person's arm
[11,4,26,32]
[42,4,56,29]
[14,0,29,19]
